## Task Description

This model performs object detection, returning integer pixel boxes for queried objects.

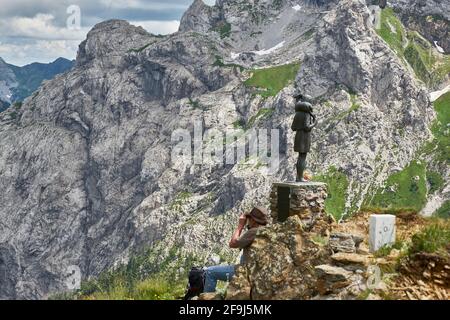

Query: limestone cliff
[0,0,446,299]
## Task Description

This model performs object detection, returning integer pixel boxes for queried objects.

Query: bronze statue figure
[291,92,317,182]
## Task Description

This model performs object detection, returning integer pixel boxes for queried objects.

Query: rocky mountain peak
[76,19,151,66]
[179,0,219,33]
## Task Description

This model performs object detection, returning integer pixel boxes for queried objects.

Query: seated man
[203,207,268,293]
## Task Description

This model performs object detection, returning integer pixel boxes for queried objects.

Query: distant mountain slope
[7,58,74,102]
[391,0,450,54]
[0,99,9,113]
[0,58,17,104]
[0,57,74,106]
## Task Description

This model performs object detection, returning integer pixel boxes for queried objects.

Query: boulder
[198,292,223,300]
[331,252,370,271]
[315,264,353,295]
[329,232,363,253]
[226,216,330,300]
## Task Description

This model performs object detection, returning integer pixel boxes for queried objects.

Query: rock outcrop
[225,213,372,300]
[225,210,449,300]
[226,215,332,300]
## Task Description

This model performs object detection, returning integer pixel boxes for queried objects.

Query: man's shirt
[235,227,258,265]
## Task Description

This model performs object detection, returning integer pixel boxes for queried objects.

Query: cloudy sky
[0,0,215,66]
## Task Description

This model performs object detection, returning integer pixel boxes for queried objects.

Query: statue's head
[293,92,303,101]
[293,92,313,103]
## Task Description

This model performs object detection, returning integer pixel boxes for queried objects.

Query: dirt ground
[333,211,427,243]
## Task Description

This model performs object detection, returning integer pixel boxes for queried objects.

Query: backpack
[183,267,205,300]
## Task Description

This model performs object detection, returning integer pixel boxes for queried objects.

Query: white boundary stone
[369,214,396,252]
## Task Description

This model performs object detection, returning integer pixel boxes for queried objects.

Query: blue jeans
[204,265,235,293]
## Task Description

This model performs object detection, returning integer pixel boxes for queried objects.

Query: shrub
[315,167,349,220]
[374,240,405,258]
[9,111,17,119]
[409,220,450,255]
[213,22,231,38]
[368,161,427,212]
[213,55,244,71]
[433,201,450,219]
[426,170,444,194]
[361,206,418,216]
[132,277,185,300]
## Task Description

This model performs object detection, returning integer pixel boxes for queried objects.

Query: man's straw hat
[245,207,269,225]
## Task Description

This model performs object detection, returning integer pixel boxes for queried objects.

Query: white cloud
[0,40,79,66]
[0,1,194,65]
[99,0,188,10]
[130,20,180,35]
[0,13,89,40]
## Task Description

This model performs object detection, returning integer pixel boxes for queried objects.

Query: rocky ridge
[0,0,446,299]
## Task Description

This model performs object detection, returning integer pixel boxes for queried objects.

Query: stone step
[331,252,369,271]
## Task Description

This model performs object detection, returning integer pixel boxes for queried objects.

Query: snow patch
[430,84,450,102]
[434,41,445,54]
[253,41,285,56]
[292,5,302,11]
[230,41,286,60]
[230,52,240,59]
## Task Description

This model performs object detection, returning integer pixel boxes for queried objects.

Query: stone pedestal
[270,182,328,228]
[369,214,396,252]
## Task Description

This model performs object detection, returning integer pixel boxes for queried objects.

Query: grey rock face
[179,0,220,33]
[391,0,450,21]
[0,0,437,299]
[391,0,450,53]
[0,18,241,299]
[76,20,151,66]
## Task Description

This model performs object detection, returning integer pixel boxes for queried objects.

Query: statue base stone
[270,181,328,228]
